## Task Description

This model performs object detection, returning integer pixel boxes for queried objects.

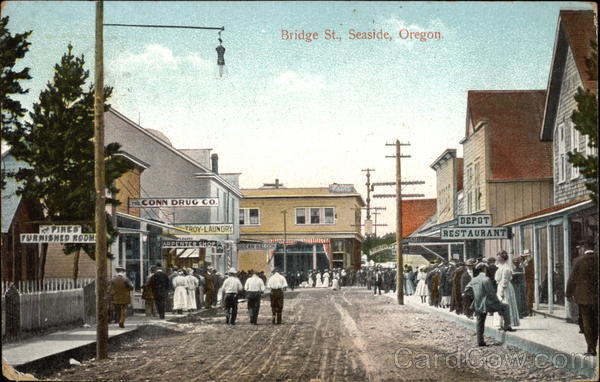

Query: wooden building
[239,183,365,273]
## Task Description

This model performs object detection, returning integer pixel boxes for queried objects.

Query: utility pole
[94,0,108,361]
[94,12,224,359]
[373,140,425,305]
[394,140,403,305]
[361,169,375,220]
[281,210,287,273]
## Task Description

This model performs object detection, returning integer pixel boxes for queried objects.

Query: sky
[2,1,594,235]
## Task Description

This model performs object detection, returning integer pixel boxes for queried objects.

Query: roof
[1,153,29,233]
[466,90,553,180]
[107,109,242,198]
[541,9,597,141]
[241,186,366,206]
[502,197,592,226]
[402,198,437,237]
[430,148,457,170]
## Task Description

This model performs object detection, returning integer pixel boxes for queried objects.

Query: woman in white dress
[185,269,198,312]
[494,251,520,328]
[332,272,340,290]
[414,266,430,303]
[308,271,314,288]
[322,270,330,288]
[315,272,323,288]
[172,271,188,314]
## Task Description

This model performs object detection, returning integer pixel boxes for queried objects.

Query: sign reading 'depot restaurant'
[129,197,219,208]
[440,227,511,240]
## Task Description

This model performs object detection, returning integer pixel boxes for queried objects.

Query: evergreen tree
[5,45,133,280]
[0,16,32,188]
[568,39,598,205]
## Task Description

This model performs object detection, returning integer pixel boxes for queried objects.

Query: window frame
[239,208,260,226]
[557,122,566,184]
[570,120,580,180]
[294,207,336,225]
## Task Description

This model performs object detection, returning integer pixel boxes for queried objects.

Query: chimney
[211,153,219,174]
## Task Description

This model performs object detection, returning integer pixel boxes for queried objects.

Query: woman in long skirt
[315,272,323,288]
[404,267,415,296]
[494,251,520,327]
[322,270,330,288]
[172,271,188,314]
[185,269,198,312]
[332,273,340,290]
[414,267,429,303]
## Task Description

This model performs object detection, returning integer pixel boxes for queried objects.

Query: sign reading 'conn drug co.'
[440,227,511,240]
[129,198,219,208]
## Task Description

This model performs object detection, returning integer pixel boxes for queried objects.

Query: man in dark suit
[566,248,598,356]
[465,262,515,347]
[150,264,170,319]
[109,266,134,328]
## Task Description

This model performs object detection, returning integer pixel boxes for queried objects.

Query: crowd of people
[109,246,597,355]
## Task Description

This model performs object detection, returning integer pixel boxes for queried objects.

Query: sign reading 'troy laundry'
[129,197,219,208]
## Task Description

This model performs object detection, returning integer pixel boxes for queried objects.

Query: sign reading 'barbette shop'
[129,197,219,208]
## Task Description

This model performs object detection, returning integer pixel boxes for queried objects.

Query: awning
[176,249,200,258]
[116,211,190,234]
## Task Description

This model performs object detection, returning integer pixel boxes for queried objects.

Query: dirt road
[47,288,583,381]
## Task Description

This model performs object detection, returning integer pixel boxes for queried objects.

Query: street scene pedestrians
[1,2,598,381]
[20,287,583,381]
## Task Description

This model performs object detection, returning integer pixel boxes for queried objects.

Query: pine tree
[0,16,32,188]
[5,45,133,280]
[568,39,598,205]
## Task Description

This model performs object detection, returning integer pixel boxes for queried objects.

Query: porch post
[563,217,572,320]
[533,227,540,310]
[546,222,553,314]
[312,244,317,269]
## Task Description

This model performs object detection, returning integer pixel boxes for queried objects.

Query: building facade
[503,9,598,321]
[104,109,242,280]
[239,183,365,273]
[461,90,555,259]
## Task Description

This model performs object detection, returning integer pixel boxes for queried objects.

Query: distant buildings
[239,183,364,273]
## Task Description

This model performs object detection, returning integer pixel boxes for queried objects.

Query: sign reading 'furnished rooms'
[129,197,219,208]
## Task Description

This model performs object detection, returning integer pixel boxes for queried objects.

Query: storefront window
[551,224,565,306]
[121,233,141,290]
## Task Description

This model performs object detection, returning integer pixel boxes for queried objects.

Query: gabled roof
[465,90,553,180]
[541,9,597,141]
[107,109,241,197]
[1,152,29,233]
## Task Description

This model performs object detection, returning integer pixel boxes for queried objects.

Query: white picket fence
[1,278,95,338]
[1,278,94,295]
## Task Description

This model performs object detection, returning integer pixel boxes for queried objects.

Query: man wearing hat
[267,268,288,324]
[109,266,134,328]
[465,262,515,347]
[566,247,598,356]
[461,258,477,318]
[150,263,170,319]
[221,268,243,325]
[521,249,534,316]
